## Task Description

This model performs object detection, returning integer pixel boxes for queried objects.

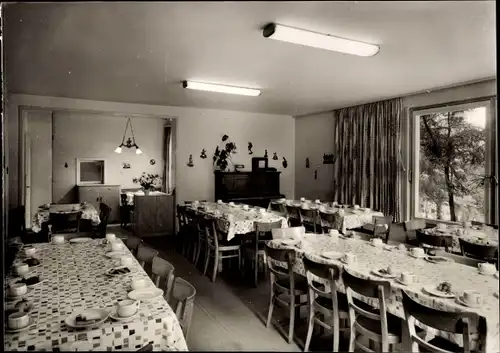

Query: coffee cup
[106,233,116,242]
[354,205,360,210]
[15,264,29,276]
[117,299,140,317]
[463,290,482,306]
[52,235,65,244]
[478,263,496,275]
[24,247,36,257]
[344,253,357,265]
[411,247,425,258]
[371,238,383,247]
[242,205,249,210]
[398,243,407,251]
[400,272,416,285]
[259,208,266,215]
[314,199,321,204]
[131,279,147,290]
[111,242,123,252]
[8,312,30,330]
[121,256,133,267]
[9,283,28,297]
[217,200,223,204]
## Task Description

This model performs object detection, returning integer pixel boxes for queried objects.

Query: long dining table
[4,239,188,351]
[268,233,499,353]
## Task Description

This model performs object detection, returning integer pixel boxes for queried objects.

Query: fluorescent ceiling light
[263,23,379,57]
[182,81,261,97]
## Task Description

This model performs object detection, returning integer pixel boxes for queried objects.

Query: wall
[6,94,295,208]
[294,79,497,219]
[52,111,166,203]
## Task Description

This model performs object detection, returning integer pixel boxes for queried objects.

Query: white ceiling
[4,1,496,116]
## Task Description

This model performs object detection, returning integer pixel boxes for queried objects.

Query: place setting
[127,279,164,301]
[407,247,426,259]
[5,282,33,301]
[422,281,456,299]
[455,290,484,308]
[394,272,418,286]
[65,308,110,329]
[371,265,397,279]
[477,262,496,276]
[109,299,141,322]
[5,310,36,334]
[320,251,344,261]
[424,255,454,264]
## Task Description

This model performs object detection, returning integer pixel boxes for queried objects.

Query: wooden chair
[459,238,498,263]
[193,213,208,267]
[120,194,133,228]
[264,244,308,344]
[49,211,82,233]
[125,235,143,256]
[136,244,159,276]
[403,219,427,246]
[402,290,486,353]
[203,217,241,283]
[303,256,348,352]
[170,277,196,339]
[285,205,303,227]
[183,208,199,260]
[93,203,111,238]
[342,268,402,352]
[318,211,337,234]
[371,215,393,243]
[416,229,453,254]
[244,220,283,287]
[269,202,287,217]
[471,221,499,230]
[300,208,319,233]
[152,256,175,302]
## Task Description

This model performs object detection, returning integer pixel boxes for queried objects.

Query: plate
[69,237,93,244]
[408,253,426,259]
[9,276,45,288]
[5,318,35,333]
[321,251,344,260]
[455,296,481,308]
[422,285,456,298]
[281,239,300,246]
[371,269,397,279]
[384,245,398,251]
[106,251,126,259]
[109,307,139,322]
[5,287,32,300]
[65,308,109,329]
[394,278,413,286]
[424,256,453,264]
[128,288,164,301]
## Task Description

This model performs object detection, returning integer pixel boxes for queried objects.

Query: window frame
[409,96,497,225]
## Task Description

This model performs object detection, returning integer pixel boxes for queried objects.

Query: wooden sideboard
[133,193,174,237]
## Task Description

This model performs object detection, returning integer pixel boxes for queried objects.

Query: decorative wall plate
[149,159,156,165]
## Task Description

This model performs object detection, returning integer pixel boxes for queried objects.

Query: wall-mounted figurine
[222,134,229,142]
[272,152,278,160]
[149,159,156,165]
[264,149,268,158]
[305,158,310,168]
[248,142,253,154]
[282,157,288,169]
[200,149,207,159]
[187,154,194,167]
[64,162,68,168]
[314,169,318,180]
[122,162,131,169]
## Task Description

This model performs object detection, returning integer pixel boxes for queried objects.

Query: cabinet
[133,194,174,237]
[78,185,120,223]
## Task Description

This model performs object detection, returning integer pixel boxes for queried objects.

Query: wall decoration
[264,149,268,158]
[64,162,68,168]
[200,149,207,159]
[213,135,237,171]
[248,142,253,155]
[305,158,310,168]
[149,159,156,165]
[314,169,318,180]
[272,152,278,160]
[122,162,131,169]
[187,154,194,167]
[282,157,288,169]
[323,153,338,164]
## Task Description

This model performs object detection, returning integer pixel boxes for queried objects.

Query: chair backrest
[176,205,187,228]
[152,256,175,301]
[136,244,159,270]
[342,268,392,350]
[459,238,498,262]
[125,235,143,254]
[49,211,83,233]
[206,217,220,249]
[264,244,295,279]
[184,207,197,224]
[438,251,483,267]
[271,226,305,240]
[416,230,453,249]
[318,211,336,232]
[255,220,283,234]
[402,290,485,353]
[120,193,128,206]
[285,205,302,220]
[96,203,111,237]
[171,277,196,339]
[403,219,427,232]
[372,215,393,233]
[471,221,499,230]
[303,256,342,311]
[269,202,286,214]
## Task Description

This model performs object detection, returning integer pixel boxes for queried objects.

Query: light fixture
[115,117,143,155]
[263,23,379,57]
[182,81,261,97]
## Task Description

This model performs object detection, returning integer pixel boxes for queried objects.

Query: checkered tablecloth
[4,239,188,351]
[31,204,101,233]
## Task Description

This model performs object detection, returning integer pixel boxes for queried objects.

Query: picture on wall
[122,162,131,169]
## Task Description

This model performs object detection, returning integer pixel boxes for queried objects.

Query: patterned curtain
[332,98,402,221]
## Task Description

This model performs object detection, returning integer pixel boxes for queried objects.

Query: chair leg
[238,249,242,271]
[203,246,210,276]
[348,322,356,352]
[254,253,259,287]
[194,237,201,267]
[288,297,296,344]
[266,284,275,328]
[304,302,315,351]
[212,250,219,283]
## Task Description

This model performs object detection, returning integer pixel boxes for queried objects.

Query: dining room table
[187,202,288,241]
[268,233,499,353]
[31,203,101,233]
[4,238,188,351]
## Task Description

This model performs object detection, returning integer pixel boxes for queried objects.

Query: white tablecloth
[5,239,188,351]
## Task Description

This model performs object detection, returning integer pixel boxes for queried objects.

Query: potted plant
[213,134,237,171]
[133,172,161,195]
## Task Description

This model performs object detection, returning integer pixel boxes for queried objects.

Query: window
[410,98,497,225]
[76,159,105,184]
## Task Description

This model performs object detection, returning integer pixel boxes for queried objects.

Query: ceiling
[3,1,496,116]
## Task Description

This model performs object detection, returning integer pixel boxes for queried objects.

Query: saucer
[109,307,138,322]
[455,296,481,308]
[5,318,35,333]
[321,251,344,260]
[478,270,496,276]
[408,253,426,259]
[340,258,356,266]
[395,278,413,286]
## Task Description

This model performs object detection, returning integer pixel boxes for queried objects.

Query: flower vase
[144,189,150,196]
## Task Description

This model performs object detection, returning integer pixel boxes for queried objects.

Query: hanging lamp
[115,117,143,154]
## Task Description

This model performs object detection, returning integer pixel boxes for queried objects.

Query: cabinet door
[134,196,156,235]
[156,195,174,235]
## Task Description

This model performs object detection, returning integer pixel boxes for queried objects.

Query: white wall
[294,79,497,219]
[52,111,166,203]
[7,94,295,208]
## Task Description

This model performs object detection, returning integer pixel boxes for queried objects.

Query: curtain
[163,125,172,193]
[332,98,403,221]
